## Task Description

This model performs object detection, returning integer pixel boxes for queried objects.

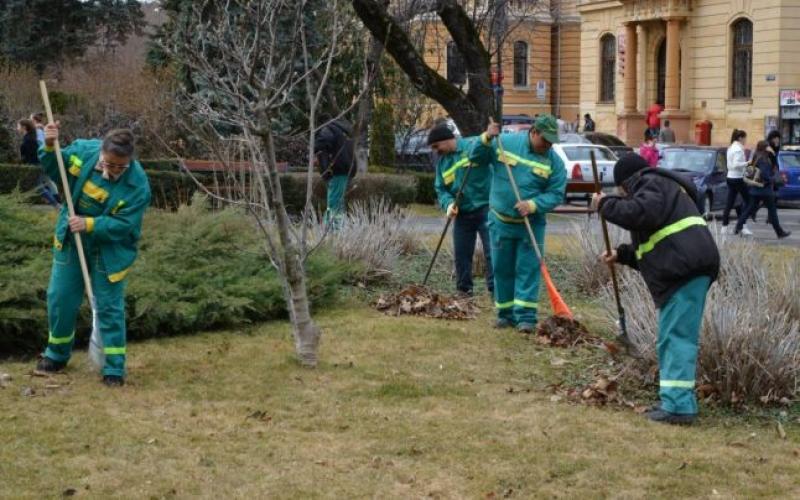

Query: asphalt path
[412,204,800,248]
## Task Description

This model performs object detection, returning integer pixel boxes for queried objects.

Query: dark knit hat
[427,123,455,145]
[613,153,649,186]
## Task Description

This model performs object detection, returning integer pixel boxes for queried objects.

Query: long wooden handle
[40,81,95,302]
[495,134,544,262]
[589,150,622,310]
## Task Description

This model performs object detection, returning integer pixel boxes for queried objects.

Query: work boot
[778,230,792,239]
[645,408,695,426]
[494,318,513,329]
[34,357,66,374]
[517,322,535,334]
[102,375,125,387]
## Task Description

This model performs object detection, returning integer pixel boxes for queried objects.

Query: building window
[447,42,466,85]
[731,18,752,99]
[600,34,616,102]
[513,41,528,87]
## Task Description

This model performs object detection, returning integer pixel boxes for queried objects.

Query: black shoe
[35,357,66,374]
[102,375,125,387]
[645,408,695,425]
[517,322,535,334]
[778,231,792,239]
[494,318,513,329]
[646,401,662,412]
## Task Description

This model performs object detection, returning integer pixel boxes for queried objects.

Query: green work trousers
[657,275,712,415]
[325,174,348,229]
[44,240,128,377]
[489,215,545,326]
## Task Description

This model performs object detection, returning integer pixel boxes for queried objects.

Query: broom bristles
[541,264,573,319]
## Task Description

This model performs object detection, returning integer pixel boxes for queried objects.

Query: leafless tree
[165,0,355,367]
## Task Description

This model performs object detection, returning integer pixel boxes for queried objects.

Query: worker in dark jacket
[592,153,720,425]
[314,119,355,228]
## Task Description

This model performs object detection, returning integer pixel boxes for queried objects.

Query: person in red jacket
[639,130,659,167]
[645,102,663,138]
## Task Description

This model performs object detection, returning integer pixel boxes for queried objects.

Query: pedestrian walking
[734,140,791,239]
[645,101,663,138]
[430,124,493,296]
[639,130,659,167]
[471,114,567,333]
[34,124,151,386]
[583,113,596,132]
[722,129,752,235]
[658,120,676,144]
[592,153,720,425]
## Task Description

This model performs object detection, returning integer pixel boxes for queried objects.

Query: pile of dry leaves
[375,285,478,320]
[534,316,598,347]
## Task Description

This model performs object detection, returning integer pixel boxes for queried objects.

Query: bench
[553,180,597,215]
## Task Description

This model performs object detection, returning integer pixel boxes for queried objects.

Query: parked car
[777,149,800,202]
[552,143,618,203]
[395,128,435,171]
[583,132,634,157]
[658,145,733,218]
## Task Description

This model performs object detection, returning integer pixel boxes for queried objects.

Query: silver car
[551,143,618,202]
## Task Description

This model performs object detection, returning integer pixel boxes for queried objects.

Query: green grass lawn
[2,296,798,498]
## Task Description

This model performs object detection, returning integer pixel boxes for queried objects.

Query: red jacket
[646,103,663,129]
[639,143,659,167]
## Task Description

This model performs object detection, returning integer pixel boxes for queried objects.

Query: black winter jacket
[599,168,720,308]
[314,120,355,178]
[20,132,39,165]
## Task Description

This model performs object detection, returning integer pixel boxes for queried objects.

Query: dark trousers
[453,206,493,294]
[735,194,785,236]
[722,178,749,226]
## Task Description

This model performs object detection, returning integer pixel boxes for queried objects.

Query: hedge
[0,163,419,211]
[0,194,347,356]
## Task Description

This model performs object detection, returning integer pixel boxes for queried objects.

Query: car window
[560,133,587,144]
[779,153,800,168]
[661,150,715,174]
[561,146,616,161]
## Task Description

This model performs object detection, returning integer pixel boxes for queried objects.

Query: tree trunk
[351,0,492,135]
[260,121,321,367]
[352,35,385,173]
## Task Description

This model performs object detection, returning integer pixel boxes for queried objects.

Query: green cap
[532,114,559,144]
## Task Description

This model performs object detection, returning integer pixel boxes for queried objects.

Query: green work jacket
[433,136,492,213]
[39,139,151,282]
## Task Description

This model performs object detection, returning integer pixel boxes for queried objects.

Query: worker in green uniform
[430,123,493,296]
[34,123,151,387]
[471,115,567,333]
[314,119,355,229]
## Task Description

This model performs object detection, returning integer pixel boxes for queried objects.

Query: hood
[625,168,699,203]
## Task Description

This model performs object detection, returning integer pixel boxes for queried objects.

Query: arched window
[731,18,752,99]
[447,42,466,85]
[600,34,616,102]
[513,41,528,87]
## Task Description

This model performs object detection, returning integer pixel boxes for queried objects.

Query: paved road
[411,204,800,248]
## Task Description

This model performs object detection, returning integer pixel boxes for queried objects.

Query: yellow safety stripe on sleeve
[660,379,695,389]
[481,132,492,146]
[81,180,110,203]
[636,216,707,260]
[68,164,81,176]
[104,347,126,355]
[527,200,537,213]
[491,209,525,224]
[53,235,63,250]
[441,156,471,186]
[108,267,130,283]
[68,155,83,176]
[43,145,54,153]
[85,217,95,233]
[496,149,552,178]
[495,300,514,309]
[513,299,538,309]
[111,200,125,215]
[48,331,75,345]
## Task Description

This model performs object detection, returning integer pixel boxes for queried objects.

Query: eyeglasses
[100,159,129,170]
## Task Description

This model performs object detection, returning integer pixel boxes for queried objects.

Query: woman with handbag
[734,140,791,239]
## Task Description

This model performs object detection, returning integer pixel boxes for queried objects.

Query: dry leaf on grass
[376,285,479,320]
[534,316,597,348]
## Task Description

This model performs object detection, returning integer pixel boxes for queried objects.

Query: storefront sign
[780,89,800,106]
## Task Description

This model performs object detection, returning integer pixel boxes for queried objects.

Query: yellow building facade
[577,0,800,145]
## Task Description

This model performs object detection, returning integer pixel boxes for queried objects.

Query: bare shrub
[561,218,627,294]
[601,231,800,405]
[440,235,488,280]
[313,198,420,282]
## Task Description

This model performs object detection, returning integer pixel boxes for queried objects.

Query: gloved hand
[321,169,333,181]
[446,203,459,218]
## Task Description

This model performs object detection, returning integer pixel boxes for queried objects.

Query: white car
[551,143,618,202]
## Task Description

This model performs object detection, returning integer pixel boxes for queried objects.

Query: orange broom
[495,131,573,319]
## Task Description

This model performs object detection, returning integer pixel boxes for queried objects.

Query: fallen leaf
[550,357,567,367]
[793,449,799,458]
[20,387,35,397]
[549,395,562,403]
[779,397,792,406]
[676,462,687,471]
[62,488,77,497]
[727,441,746,448]
[146,438,157,445]
[712,490,719,496]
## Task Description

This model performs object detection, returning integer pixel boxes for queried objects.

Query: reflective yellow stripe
[68,164,81,176]
[492,209,525,224]
[69,155,83,167]
[441,156,471,186]
[48,331,74,345]
[53,235,63,250]
[660,380,695,389]
[108,267,130,283]
[636,216,707,260]
[111,200,125,215]
[495,301,514,309]
[85,217,95,233]
[513,299,538,309]
[43,145,54,153]
[496,149,552,177]
[81,180,110,203]
[104,347,126,355]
